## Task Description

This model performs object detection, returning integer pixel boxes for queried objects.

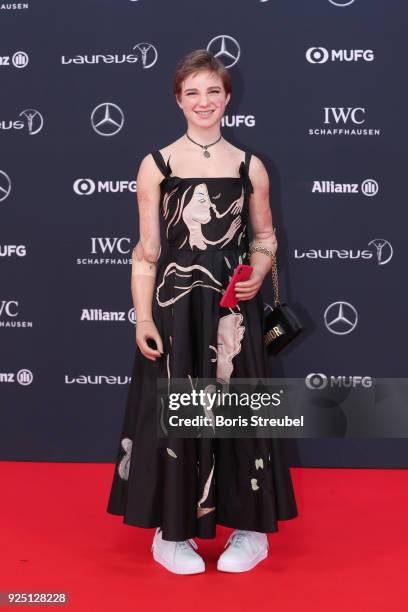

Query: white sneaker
[217,529,269,573]
[151,527,205,575]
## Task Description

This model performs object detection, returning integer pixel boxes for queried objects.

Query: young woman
[106,49,298,574]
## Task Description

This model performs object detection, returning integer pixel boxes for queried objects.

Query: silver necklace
[185,132,222,158]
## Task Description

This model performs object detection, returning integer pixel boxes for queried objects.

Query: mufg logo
[306,48,374,63]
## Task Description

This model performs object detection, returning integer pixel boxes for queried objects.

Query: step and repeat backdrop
[1,0,407,466]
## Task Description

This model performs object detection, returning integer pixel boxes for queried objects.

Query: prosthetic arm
[131,240,161,325]
[246,227,278,287]
[248,227,278,259]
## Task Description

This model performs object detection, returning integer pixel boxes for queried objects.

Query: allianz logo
[64,375,132,385]
[312,179,378,196]
[73,178,136,195]
[0,51,29,68]
[81,308,134,322]
[0,369,33,385]
[294,239,393,265]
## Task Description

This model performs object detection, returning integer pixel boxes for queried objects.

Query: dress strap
[151,150,171,178]
[239,151,254,195]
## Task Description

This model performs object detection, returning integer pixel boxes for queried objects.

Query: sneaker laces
[176,538,198,551]
[152,528,198,552]
[224,530,250,549]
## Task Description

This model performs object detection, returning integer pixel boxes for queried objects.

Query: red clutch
[220,264,253,308]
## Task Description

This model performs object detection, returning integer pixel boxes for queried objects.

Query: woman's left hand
[234,268,265,301]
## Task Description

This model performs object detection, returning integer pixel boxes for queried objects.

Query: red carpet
[1,462,407,611]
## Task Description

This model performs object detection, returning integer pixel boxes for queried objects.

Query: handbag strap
[270,254,280,308]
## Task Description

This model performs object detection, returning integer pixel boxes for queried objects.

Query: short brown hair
[173,49,232,99]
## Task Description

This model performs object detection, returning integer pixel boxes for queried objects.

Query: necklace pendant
[203,149,210,158]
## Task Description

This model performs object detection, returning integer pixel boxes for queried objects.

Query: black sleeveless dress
[106,150,298,541]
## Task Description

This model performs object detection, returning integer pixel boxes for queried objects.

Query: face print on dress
[197,456,215,519]
[210,313,246,384]
[118,438,133,480]
[163,181,244,250]
[182,182,243,250]
[195,315,244,519]
[161,371,216,520]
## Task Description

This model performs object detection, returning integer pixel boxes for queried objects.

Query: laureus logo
[294,239,393,265]
[0,109,44,134]
[367,239,393,265]
[20,108,43,134]
[61,42,158,69]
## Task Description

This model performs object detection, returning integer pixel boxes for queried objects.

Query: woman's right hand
[136,321,164,361]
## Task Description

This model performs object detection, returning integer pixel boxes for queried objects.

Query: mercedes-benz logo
[91,103,125,136]
[0,170,12,202]
[324,301,358,335]
[207,35,240,68]
[132,43,158,69]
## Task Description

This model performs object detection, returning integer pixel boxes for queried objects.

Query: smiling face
[176,69,231,128]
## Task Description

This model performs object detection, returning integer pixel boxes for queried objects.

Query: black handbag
[263,254,304,355]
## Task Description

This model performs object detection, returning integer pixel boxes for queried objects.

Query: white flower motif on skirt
[118,437,133,480]
[251,478,260,491]
[255,458,264,470]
